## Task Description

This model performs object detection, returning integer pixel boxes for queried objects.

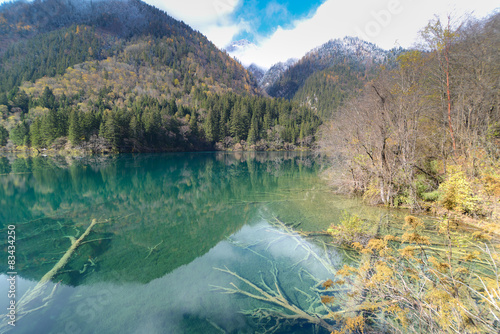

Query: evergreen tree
[29,118,42,148]
[39,109,61,146]
[68,109,83,145]
[9,122,29,146]
[168,98,178,115]
[0,93,8,107]
[99,111,119,149]
[203,107,218,142]
[189,110,198,137]
[0,125,8,146]
[129,115,143,143]
[13,90,29,113]
[247,114,258,144]
[40,86,56,110]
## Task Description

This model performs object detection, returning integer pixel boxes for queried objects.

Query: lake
[0,152,393,333]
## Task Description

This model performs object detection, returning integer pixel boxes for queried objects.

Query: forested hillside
[319,13,500,211]
[0,0,320,152]
[266,37,403,117]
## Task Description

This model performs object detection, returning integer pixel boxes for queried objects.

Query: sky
[145,0,498,68]
[0,0,498,69]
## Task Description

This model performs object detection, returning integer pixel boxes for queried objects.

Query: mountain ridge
[0,0,321,153]
[261,36,404,116]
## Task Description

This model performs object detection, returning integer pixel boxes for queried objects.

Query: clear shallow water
[0,152,389,333]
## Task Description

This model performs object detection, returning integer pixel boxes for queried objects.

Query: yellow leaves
[371,261,394,284]
[439,165,481,214]
[359,301,380,311]
[322,279,334,289]
[459,251,480,262]
[341,216,500,333]
[385,304,409,328]
[482,173,500,196]
[401,232,430,245]
[398,246,417,258]
[424,289,457,328]
[397,50,424,69]
[429,256,450,273]
[351,242,363,251]
[329,211,368,245]
[405,268,420,282]
[321,295,335,304]
[362,238,392,257]
[383,234,399,242]
[337,264,358,277]
[366,238,386,251]
[472,231,492,241]
[329,316,366,334]
[453,266,469,276]
[481,277,500,296]
[403,216,424,231]
[345,315,365,334]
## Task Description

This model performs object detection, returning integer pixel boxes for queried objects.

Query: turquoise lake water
[0,152,392,333]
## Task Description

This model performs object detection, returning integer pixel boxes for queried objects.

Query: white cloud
[226,0,499,69]
[203,21,248,47]
[145,0,242,46]
[265,1,288,18]
[147,0,239,25]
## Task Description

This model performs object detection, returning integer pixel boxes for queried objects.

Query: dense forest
[2,84,320,152]
[0,0,320,153]
[292,62,367,118]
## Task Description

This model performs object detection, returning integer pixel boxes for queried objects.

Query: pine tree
[13,90,29,113]
[203,107,218,142]
[40,86,56,110]
[99,111,119,149]
[39,109,60,147]
[68,109,83,145]
[129,115,143,143]
[299,122,305,147]
[0,125,8,146]
[247,114,259,144]
[189,110,198,137]
[9,122,29,146]
[0,93,8,106]
[30,118,42,148]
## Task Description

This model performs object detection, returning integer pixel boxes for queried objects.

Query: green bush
[421,190,440,202]
[327,211,369,245]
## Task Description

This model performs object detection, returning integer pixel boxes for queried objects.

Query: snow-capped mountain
[224,39,255,54]
[304,36,390,66]
[259,58,298,88]
[265,37,402,99]
[247,63,266,83]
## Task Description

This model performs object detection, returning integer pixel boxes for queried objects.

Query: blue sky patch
[231,0,326,42]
